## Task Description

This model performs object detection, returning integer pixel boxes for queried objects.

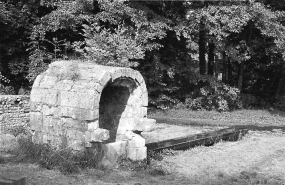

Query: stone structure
[30,60,156,162]
[0,95,30,132]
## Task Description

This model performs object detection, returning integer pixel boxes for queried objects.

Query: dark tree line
[1,0,285,110]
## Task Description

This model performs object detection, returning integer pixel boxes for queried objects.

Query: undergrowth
[10,137,103,174]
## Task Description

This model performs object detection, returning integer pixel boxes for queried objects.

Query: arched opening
[99,78,137,143]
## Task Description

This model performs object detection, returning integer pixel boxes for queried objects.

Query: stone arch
[30,60,155,163]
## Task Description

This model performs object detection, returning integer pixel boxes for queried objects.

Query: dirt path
[159,130,285,184]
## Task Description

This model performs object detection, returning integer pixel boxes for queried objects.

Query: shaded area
[99,83,130,143]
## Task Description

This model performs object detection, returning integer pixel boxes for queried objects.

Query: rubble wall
[0,95,30,132]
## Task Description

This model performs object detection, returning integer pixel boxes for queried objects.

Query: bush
[12,137,103,174]
[184,79,241,111]
[0,85,16,95]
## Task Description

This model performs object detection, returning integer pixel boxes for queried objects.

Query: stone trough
[29,60,156,165]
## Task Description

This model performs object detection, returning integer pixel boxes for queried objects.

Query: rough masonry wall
[0,95,30,132]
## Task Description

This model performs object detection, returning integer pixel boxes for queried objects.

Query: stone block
[84,131,91,143]
[42,116,54,132]
[30,88,45,102]
[58,91,79,108]
[60,117,79,129]
[80,108,99,121]
[135,118,156,132]
[94,83,104,94]
[99,72,111,86]
[87,120,99,131]
[59,90,98,109]
[128,134,145,148]
[116,130,136,141]
[59,107,98,121]
[141,92,148,107]
[39,75,58,89]
[127,146,147,161]
[99,141,127,167]
[42,89,59,105]
[66,129,77,140]
[117,118,137,131]
[140,107,148,118]
[29,101,42,112]
[32,74,44,88]
[90,128,109,142]
[58,106,78,119]
[53,80,73,91]
[41,105,56,116]
[133,71,145,84]
[111,70,122,80]
[75,130,84,142]
[30,112,43,131]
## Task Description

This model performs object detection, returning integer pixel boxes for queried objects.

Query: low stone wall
[0,95,30,132]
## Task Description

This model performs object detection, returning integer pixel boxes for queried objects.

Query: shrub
[185,79,241,111]
[0,85,16,95]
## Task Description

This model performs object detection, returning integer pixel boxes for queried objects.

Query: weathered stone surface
[0,133,18,152]
[29,60,150,163]
[58,107,98,120]
[127,146,147,161]
[32,75,44,88]
[128,134,145,148]
[39,75,58,89]
[53,80,73,91]
[87,120,99,131]
[42,105,56,116]
[90,128,110,142]
[116,118,137,131]
[30,112,43,131]
[135,118,156,132]
[99,141,127,167]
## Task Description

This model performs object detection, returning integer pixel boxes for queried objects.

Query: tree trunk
[222,52,228,83]
[208,41,215,76]
[199,17,206,75]
[238,60,245,91]
[227,58,232,85]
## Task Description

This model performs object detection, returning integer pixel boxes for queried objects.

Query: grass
[156,130,285,185]
[1,108,285,184]
[149,108,285,126]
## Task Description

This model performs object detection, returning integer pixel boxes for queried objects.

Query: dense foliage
[1,0,285,111]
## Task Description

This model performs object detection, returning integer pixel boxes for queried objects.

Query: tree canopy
[1,0,285,110]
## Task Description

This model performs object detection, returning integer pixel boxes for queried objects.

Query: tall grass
[11,137,103,174]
